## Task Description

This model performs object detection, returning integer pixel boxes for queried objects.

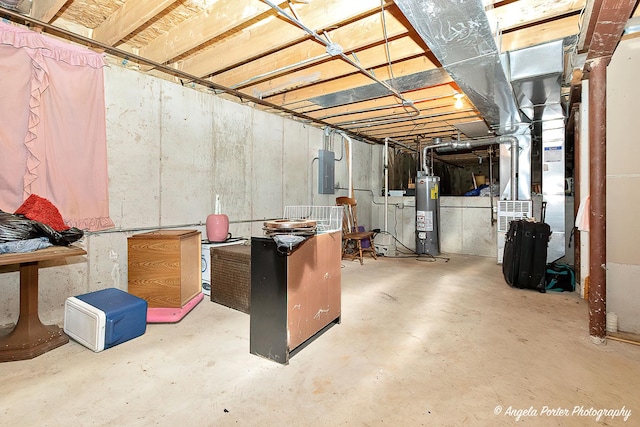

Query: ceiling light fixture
[453,93,464,109]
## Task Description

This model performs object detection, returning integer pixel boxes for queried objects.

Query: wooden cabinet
[128,230,201,308]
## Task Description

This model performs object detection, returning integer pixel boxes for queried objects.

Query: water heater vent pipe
[422,141,452,175]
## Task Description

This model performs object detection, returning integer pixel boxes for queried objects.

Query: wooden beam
[138,0,279,65]
[586,0,640,61]
[234,36,423,98]
[211,11,409,88]
[579,0,604,51]
[487,0,585,32]
[500,15,580,52]
[177,0,386,77]
[92,0,178,46]
[31,0,67,23]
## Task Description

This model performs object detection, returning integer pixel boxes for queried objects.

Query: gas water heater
[415,175,440,255]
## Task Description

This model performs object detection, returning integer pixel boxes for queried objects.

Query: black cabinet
[250,232,341,364]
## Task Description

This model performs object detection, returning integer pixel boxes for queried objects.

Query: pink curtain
[0,22,114,231]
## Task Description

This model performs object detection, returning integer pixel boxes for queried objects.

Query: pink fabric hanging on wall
[0,44,31,210]
[0,21,114,231]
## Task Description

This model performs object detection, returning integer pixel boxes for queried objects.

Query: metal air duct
[507,40,567,263]
[433,138,497,153]
[507,39,566,122]
[395,0,522,134]
[2,0,29,13]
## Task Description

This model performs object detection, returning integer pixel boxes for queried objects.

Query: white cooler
[64,288,147,352]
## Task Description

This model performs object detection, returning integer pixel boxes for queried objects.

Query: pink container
[206,213,230,242]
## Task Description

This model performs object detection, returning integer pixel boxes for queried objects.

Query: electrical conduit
[384,137,389,232]
[261,0,419,117]
[338,132,353,199]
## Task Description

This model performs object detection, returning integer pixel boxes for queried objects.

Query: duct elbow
[496,135,518,145]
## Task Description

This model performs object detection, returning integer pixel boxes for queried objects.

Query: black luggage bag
[502,219,551,292]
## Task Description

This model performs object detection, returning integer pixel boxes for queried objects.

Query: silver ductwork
[541,117,567,263]
[507,40,565,122]
[433,138,496,153]
[396,0,567,262]
[395,0,522,134]
[507,40,567,263]
[422,138,449,176]
[0,0,30,13]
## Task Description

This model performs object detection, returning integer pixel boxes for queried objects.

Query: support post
[587,58,608,344]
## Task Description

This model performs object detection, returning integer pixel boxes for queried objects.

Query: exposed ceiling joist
[1,0,634,146]
[211,11,411,90]
[92,0,177,46]
[138,0,277,66]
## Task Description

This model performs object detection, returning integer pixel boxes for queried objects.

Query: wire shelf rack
[283,205,342,233]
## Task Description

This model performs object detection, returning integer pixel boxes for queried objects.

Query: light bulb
[453,93,464,109]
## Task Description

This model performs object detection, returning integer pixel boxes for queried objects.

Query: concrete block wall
[0,63,376,326]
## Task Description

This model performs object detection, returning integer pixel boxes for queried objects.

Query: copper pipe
[587,58,608,342]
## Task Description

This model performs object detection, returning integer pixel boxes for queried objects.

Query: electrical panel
[318,149,335,194]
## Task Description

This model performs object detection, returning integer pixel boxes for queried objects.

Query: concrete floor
[1,254,638,426]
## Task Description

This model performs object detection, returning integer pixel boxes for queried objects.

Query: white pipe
[422,146,428,175]
[384,138,389,232]
[338,132,353,198]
